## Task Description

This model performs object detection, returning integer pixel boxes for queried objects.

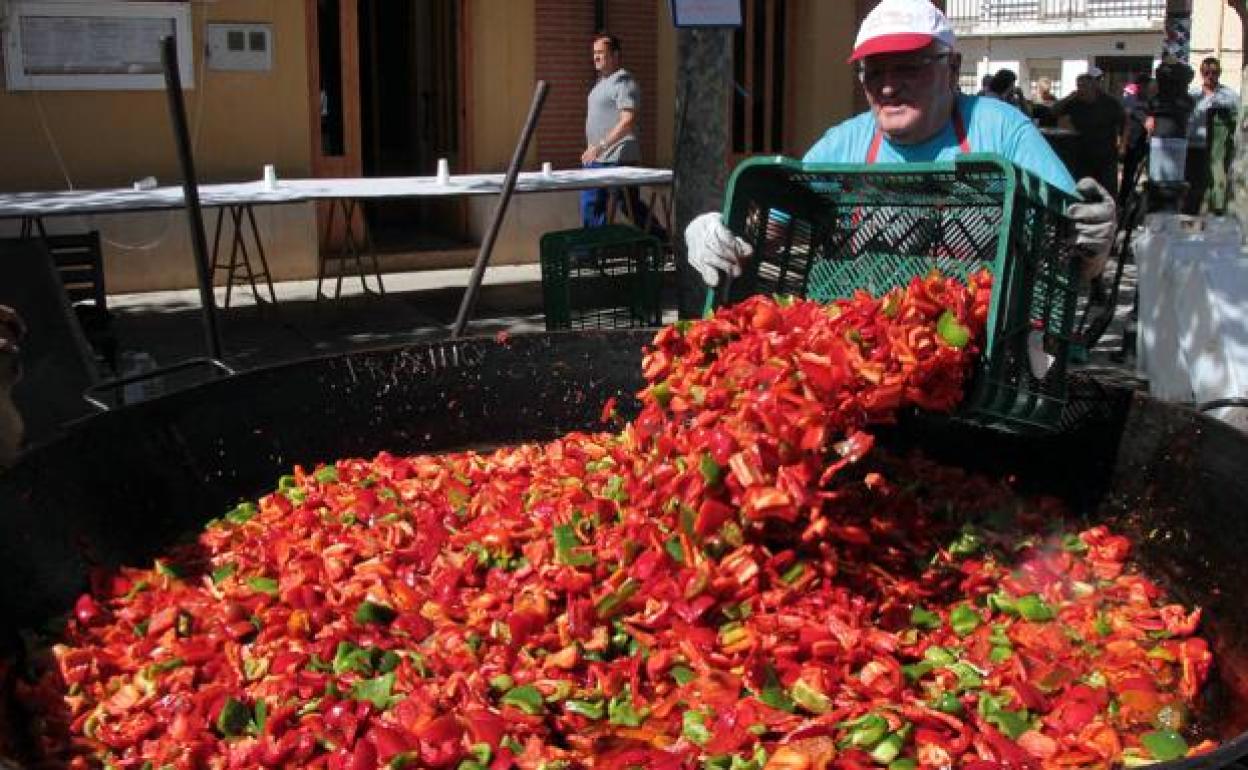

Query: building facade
[8,0,1220,295]
[0,0,862,294]
[947,0,1243,100]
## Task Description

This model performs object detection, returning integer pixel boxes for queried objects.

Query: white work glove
[684,212,752,288]
[1067,177,1117,283]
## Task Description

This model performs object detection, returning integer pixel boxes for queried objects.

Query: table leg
[338,198,382,297]
[244,204,278,304]
[18,217,49,240]
[359,204,385,295]
[336,198,355,299]
[210,207,225,277]
[223,206,246,309]
[316,199,338,301]
[229,205,265,307]
[621,186,640,229]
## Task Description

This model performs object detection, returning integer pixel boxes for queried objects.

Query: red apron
[865,105,970,163]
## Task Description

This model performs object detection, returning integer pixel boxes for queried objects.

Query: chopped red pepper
[12,272,1214,770]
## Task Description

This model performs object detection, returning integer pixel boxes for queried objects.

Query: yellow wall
[1192,0,1245,92]
[466,0,538,171]
[0,0,311,190]
[0,1,317,292]
[787,0,859,155]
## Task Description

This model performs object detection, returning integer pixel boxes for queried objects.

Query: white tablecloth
[1135,215,1248,429]
[0,167,673,219]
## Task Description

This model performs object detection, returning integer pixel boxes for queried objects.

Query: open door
[358,0,468,253]
[306,0,364,252]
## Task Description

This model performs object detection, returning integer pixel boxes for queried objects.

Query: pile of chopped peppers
[10,271,1215,770]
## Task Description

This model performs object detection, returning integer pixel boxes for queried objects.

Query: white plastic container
[1149,137,1188,183]
[1177,259,1248,430]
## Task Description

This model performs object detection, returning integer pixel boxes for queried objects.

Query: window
[732,0,787,155]
[3,1,194,90]
[1027,59,1062,99]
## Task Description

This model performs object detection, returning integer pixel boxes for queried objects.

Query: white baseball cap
[1087,65,1104,78]
[850,0,956,63]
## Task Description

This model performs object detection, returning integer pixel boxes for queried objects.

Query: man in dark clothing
[1053,71,1125,198]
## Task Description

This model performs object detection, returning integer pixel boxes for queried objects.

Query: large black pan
[2,331,1248,769]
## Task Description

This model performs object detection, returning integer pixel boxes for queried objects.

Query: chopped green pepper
[843,713,889,749]
[1016,594,1055,622]
[1141,730,1188,761]
[351,672,396,709]
[607,687,648,726]
[554,524,596,567]
[246,576,278,596]
[595,578,640,619]
[354,601,397,625]
[699,454,723,487]
[949,605,981,637]
[910,606,941,630]
[501,685,545,716]
[224,502,258,525]
[790,679,832,714]
[682,709,712,746]
[215,697,251,737]
[936,310,971,348]
[670,665,696,685]
[564,698,605,720]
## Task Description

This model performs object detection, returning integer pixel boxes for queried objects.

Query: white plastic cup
[262,164,277,190]
[436,158,450,184]
[542,161,554,179]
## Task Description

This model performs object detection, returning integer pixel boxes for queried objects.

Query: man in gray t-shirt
[581,34,662,235]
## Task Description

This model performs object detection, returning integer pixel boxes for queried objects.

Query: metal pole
[161,35,223,361]
[450,80,549,338]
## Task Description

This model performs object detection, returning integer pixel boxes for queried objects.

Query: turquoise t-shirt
[803,93,1078,195]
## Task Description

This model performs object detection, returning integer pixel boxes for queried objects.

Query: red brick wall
[534,0,659,169]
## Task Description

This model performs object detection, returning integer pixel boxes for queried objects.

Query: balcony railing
[946,0,1166,25]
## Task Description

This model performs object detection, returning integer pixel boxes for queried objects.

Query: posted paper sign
[669,0,743,27]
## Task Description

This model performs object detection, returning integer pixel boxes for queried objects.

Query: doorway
[1095,55,1155,101]
[358,0,468,253]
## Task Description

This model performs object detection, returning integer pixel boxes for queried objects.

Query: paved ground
[101,254,1145,402]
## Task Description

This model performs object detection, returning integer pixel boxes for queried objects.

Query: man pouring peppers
[685,0,1117,291]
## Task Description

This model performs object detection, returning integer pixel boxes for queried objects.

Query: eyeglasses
[857,53,951,86]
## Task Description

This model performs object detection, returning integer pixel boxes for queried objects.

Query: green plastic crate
[540,225,665,331]
[709,153,1081,434]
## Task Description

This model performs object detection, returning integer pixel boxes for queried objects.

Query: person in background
[1035,77,1057,106]
[977,73,994,96]
[0,305,25,468]
[581,33,663,236]
[1052,69,1124,198]
[986,68,1032,117]
[1032,76,1059,128]
[1119,72,1152,205]
[1185,56,1239,215]
[684,0,1116,296]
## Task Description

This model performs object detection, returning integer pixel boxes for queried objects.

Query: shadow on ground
[111,280,549,373]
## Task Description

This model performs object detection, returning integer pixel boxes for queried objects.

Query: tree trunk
[673,28,731,318]
[1229,2,1248,225]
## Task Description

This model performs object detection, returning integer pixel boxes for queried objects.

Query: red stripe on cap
[848,33,935,63]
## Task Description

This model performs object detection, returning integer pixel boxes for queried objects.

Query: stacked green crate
[540,225,665,331]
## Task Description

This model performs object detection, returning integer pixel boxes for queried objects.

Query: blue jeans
[580,161,667,240]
